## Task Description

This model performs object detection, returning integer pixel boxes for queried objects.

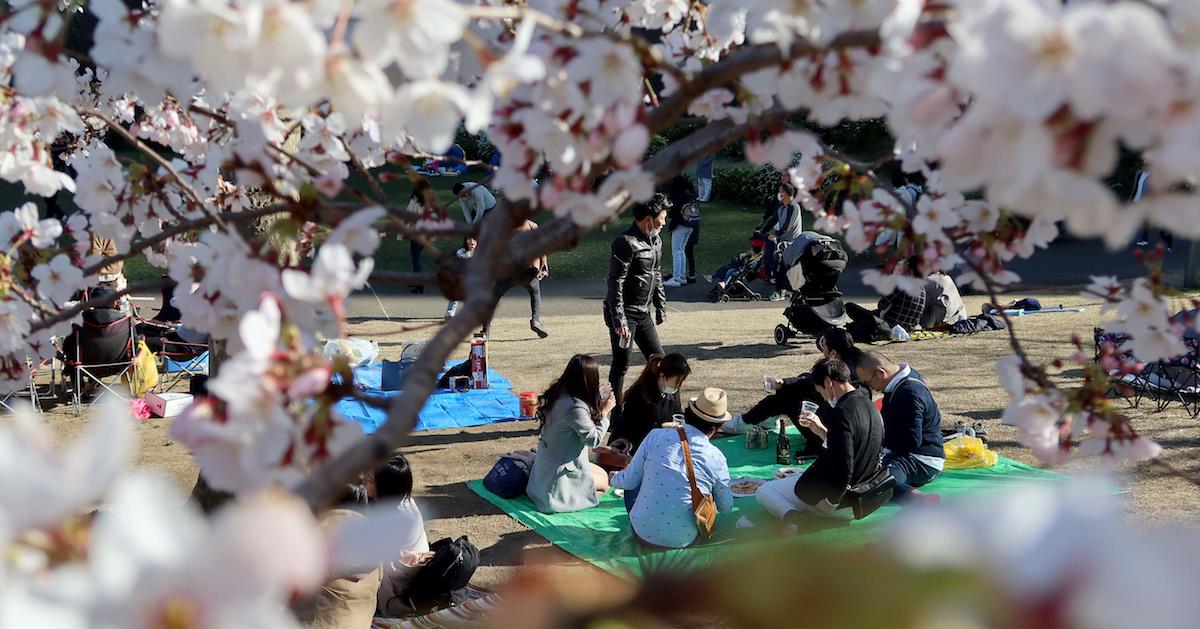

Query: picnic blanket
[469,427,1063,580]
[371,585,500,628]
[336,362,521,433]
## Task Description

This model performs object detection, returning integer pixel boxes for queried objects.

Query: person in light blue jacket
[526,354,616,513]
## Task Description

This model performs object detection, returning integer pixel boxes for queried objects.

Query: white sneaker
[662,278,684,287]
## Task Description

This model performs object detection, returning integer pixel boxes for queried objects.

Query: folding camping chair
[1094,327,1200,416]
[57,313,138,415]
[157,336,209,391]
[0,357,56,413]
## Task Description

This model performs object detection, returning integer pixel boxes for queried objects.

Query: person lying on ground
[845,284,928,336]
[608,353,691,452]
[611,388,734,549]
[374,454,433,618]
[526,354,616,514]
[856,351,945,504]
[755,358,885,533]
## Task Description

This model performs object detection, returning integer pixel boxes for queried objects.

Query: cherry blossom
[31,255,85,307]
[0,202,61,249]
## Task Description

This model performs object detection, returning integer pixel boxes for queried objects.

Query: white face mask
[662,386,678,396]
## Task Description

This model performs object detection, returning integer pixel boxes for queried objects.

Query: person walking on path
[1132,170,1174,251]
[604,194,670,397]
[695,153,715,203]
[483,219,549,338]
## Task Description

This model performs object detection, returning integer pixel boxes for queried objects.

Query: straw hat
[688,387,732,424]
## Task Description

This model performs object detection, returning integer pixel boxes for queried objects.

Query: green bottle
[775,418,791,465]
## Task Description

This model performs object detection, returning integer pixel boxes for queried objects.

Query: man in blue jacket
[856,351,945,502]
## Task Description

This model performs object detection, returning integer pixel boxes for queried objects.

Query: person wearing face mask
[604,193,671,397]
[763,182,804,302]
[608,353,692,451]
[755,358,884,528]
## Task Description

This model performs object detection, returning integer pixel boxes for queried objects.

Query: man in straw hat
[611,387,735,549]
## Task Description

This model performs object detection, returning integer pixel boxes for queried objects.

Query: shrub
[712,164,781,207]
[645,133,670,158]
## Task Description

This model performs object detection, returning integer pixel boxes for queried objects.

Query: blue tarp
[166,351,208,373]
[335,362,521,433]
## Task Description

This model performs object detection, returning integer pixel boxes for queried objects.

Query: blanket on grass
[337,362,521,433]
[469,428,1062,580]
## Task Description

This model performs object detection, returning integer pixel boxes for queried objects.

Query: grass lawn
[5,165,784,283]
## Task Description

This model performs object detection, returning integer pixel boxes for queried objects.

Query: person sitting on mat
[611,388,734,549]
[755,358,884,531]
[855,351,945,503]
[526,355,616,514]
[815,328,865,378]
[608,353,691,452]
[374,454,432,617]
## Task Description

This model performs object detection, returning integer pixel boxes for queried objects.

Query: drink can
[619,333,632,350]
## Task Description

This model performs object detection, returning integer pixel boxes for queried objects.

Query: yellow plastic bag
[127,340,159,396]
[944,436,998,470]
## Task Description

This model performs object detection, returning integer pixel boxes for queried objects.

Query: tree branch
[84,109,229,230]
[647,30,883,134]
[31,279,170,333]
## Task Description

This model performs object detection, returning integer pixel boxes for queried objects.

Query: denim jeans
[670,225,693,280]
[885,453,941,501]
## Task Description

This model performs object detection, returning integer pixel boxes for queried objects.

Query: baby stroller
[774,233,850,344]
[708,232,769,302]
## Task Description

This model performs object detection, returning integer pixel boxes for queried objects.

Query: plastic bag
[322,338,380,367]
[944,436,998,469]
[128,340,159,396]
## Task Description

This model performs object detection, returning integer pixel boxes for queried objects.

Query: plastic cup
[763,375,776,391]
[801,400,819,416]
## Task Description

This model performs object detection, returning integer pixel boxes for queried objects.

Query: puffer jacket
[604,225,666,329]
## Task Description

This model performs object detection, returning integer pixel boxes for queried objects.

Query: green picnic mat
[467,429,1064,580]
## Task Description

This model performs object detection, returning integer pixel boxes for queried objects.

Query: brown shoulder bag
[676,427,718,539]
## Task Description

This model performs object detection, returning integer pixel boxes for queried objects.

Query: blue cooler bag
[482,455,531,499]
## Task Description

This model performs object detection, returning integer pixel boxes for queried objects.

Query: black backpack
[396,536,480,614]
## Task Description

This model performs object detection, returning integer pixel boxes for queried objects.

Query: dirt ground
[24,291,1200,587]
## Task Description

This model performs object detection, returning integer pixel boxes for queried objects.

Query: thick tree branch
[31,279,170,333]
[647,30,883,134]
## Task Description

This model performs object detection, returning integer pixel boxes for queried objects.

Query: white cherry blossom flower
[0,202,61,249]
[31,254,84,306]
[282,243,374,304]
[385,80,471,154]
[565,39,644,110]
[0,397,132,540]
[352,0,466,78]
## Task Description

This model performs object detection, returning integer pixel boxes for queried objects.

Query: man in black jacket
[856,351,945,502]
[755,358,884,527]
[604,194,669,394]
[720,374,825,457]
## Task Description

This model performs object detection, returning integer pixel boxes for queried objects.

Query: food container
[519,391,538,418]
[744,425,769,449]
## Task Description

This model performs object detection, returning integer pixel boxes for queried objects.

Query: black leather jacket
[604,225,666,328]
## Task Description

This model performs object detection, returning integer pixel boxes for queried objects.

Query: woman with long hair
[526,354,616,513]
[815,328,864,378]
[608,353,691,451]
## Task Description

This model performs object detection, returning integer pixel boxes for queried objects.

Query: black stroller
[707,232,769,302]
[773,233,850,345]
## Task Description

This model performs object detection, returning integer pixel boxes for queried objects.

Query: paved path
[348,237,1194,322]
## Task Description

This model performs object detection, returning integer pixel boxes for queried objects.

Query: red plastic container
[519,391,538,419]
